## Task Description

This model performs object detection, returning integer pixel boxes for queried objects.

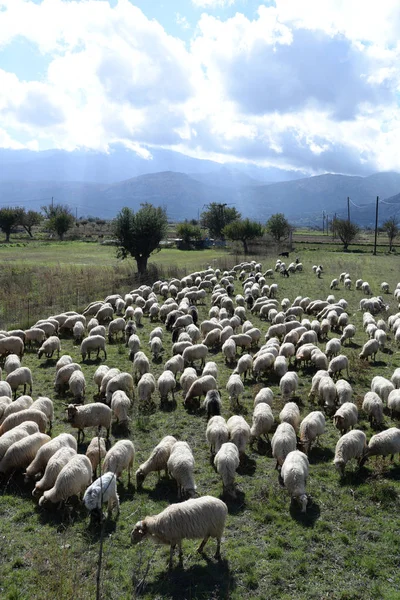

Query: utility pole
[75,207,78,221]
[322,211,325,234]
[373,196,379,256]
[347,197,350,223]
[326,215,329,235]
[51,196,54,209]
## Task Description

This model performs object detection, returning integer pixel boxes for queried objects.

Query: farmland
[0,241,400,600]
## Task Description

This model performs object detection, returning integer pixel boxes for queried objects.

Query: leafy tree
[112,203,168,275]
[0,207,24,242]
[176,221,202,249]
[200,203,241,239]
[21,210,43,238]
[265,213,292,242]
[382,216,399,252]
[332,218,359,250]
[223,218,264,254]
[42,203,75,240]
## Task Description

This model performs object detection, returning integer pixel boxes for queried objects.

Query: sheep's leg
[197,535,210,554]
[169,545,175,569]
[178,541,183,565]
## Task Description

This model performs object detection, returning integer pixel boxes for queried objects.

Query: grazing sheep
[381,282,390,294]
[333,430,367,476]
[360,428,400,467]
[227,415,251,457]
[130,495,228,569]
[38,454,92,507]
[202,390,222,420]
[274,356,289,379]
[250,402,274,442]
[280,450,309,512]
[111,390,131,425]
[128,334,141,358]
[137,373,156,405]
[99,368,120,398]
[0,432,51,475]
[0,336,24,359]
[226,374,244,408]
[102,439,135,484]
[0,408,48,435]
[105,372,134,404]
[271,423,297,468]
[279,402,301,432]
[6,367,33,398]
[182,344,208,369]
[333,402,358,435]
[371,376,394,403]
[254,387,274,407]
[279,372,299,401]
[73,322,85,344]
[179,368,198,396]
[214,442,240,495]
[157,370,176,405]
[67,403,112,443]
[85,436,107,478]
[222,338,236,365]
[108,318,126,342]
[4,354,21,375]
[68,370,86,403]
[150,336,163,360]
[132,351,150,382]
[83,471,120,518]
[362,392,384,427]
[359,339,379,363]
[387,390,400,418]
[0,421,39,462]
[184,375,217,411]
[206,416,229,456]
[0,395,33,424]
[325,338,341,359]
[24,329,46,349]
[164,355,184,380]
[167,441,196,499]
[328,355,350,380]
[56,354,73,372]
[299,411,326,455]
[202,361,218,380]
[32,446,77,498]
[335,379,353,406]
[135,435,177,489]
[80,335,107,361]
[233,354,253,380]
[253,352,275,380]
[37,336,61,359]
[24,432,77,481]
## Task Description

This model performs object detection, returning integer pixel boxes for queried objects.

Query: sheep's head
[83,487,100,512]
[67,404,78,421]
[131,520,148,544]
[135,468,145,490]
[298,493,308,513]
[333,459,345,477]
[37,348,44,359]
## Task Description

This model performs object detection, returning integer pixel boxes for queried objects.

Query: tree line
[0,204,77,242]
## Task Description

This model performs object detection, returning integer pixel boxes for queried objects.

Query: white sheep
[108,318,126,342]
[360,428,400,467]
[6,367,33,398]
[105,372,134,405]
[184,375,217,411]
[362,392,384,427]
[137,373,156,405]
[202,361,218,380]
[381,282,390,294]
[250,402,274,442]
[111,390,131,425]
[56,354,73,372]
[24,432,77,481]
[85,436,107,477]
[0,408,48,435]
[132,351,150,382]
[339,324,356,346]
[254,387,274,407]
[37,336,61,359]
[214,442,240,496]
[371,376,394,403]
[0,394,33,424]
[73,322,85,344]
[135,435,177,489]
[164,355,184,380]
[83,471,120,518]
[226,374,244,409]
[279,372,298,401]
[222,338,236,365]
[130,495,228,569]
[233,353,253,380]
[227,415,251,457]
[24,329,45,348]
[128,334,141,359]
[335,379,353,406]
[279,402,301,432]
[271,422,297,469]
[102,439,135,484]
[206,416,229,456]
[328,355,350,380]
[280,450,309,512]
[388,390,400,418]
[150,336,163,360]
[38,454,92,508]
[253,352,275,380]
[68,370,86,403]
[182,344,208,369]
[299,411,326,455]
[80,335,107,361]
[167,441,196,499]
[4,354,21,375]
[157,370,176,405]
[333,402,358,435]
[333,430,367,476]
[0,421,39,462]
[99,368,120,398]
[32,446,77,498]
[0,432,51,475]
[67,403,112,443]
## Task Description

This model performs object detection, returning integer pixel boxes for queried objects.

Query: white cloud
[0,0,399,175]
[192,0,235,8]
[176,13,190,30]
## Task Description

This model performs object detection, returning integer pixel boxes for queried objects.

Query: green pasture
[0,243,400,599]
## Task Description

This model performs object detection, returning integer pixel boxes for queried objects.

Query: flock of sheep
[1,256,400,571]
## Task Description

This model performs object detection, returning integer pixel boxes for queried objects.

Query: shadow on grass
[146,478,179,504]
[38,358,57,369]
[111,421,131,438]
[81,357,103,366]
[237,454,257,476]
[290,498,320,526]
[251,438,271,457]
[308,445,334,464]
[160,399,178,413]
[221,489,246,514]
[136,557,235,599]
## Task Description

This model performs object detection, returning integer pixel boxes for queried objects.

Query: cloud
[192,0,235,8]
[176,13,190,30]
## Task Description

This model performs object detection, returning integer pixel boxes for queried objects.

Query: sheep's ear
[141,521,148,534]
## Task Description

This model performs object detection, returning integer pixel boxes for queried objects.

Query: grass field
[0,244,400,599]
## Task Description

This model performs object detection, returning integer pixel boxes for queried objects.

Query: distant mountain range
[0,146,400,225]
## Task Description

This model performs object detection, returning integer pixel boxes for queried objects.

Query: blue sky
[0,0,399,174]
